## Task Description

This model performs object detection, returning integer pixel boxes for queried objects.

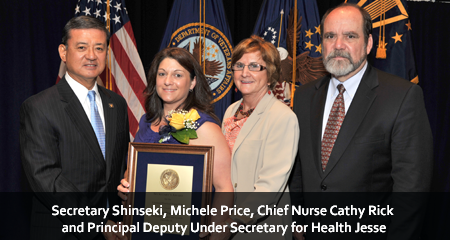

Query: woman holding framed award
[118,47,233,239]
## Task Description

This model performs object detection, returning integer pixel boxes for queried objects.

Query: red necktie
[321,84,346,171]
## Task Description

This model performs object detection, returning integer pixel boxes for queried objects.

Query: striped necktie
[87,91,105,159]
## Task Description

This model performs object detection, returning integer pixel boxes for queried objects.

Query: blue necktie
[87,91,105,159]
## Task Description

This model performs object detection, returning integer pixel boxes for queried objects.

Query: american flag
[57,0,146,140]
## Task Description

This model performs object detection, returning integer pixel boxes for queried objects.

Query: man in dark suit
[20,16,129,240]
[291,3,433,240]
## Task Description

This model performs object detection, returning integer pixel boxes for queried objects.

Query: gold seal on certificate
[160,169,180,190]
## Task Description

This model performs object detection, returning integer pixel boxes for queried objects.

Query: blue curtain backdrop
[0,0,78,192]
[1,0,449,239]
[408,3,450,238]
[0,1,78,238]
[408,2,450,193]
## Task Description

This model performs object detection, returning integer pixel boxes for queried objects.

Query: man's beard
[323,49,366,78]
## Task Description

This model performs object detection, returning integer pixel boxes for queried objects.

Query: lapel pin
[109,103,114,108]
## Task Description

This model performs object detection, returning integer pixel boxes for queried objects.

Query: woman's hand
[199,219,232,240]
[117,178,130,204]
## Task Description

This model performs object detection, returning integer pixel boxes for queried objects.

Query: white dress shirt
[65,73,105,132]
[321,62,367,140]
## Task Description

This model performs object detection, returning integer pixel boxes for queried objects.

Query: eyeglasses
[232,62,267,72]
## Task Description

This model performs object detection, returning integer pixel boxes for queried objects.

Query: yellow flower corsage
[159,109,200,144]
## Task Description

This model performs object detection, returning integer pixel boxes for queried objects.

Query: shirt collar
[65,72,100,103]
[330,61,368,99]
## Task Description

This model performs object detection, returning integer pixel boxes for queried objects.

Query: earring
[189,89,193,92]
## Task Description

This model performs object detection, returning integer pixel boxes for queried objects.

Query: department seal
[168,23,233,103]
[160,169,180,190]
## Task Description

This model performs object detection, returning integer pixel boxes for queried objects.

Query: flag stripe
[108,49,145,130]
[99,69,140,139]
[56,61,66,83]
[127,105,139,140]
[110,33,147,109]
[117,22,147,84]
[123,20,137,45]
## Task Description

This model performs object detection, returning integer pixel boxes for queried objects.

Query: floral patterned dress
[223,116,249,152]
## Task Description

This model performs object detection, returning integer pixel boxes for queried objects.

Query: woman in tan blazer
[222,35,300,240]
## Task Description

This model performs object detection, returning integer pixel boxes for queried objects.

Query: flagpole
[203,0,206,74]
[278,10,284,48]
[106,0,112,90]
[199,0,202,64]
[290,1,298,108]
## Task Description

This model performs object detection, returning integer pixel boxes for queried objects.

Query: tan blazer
[222,93,299,239]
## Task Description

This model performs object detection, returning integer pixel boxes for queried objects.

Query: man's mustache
[326,50,352,62]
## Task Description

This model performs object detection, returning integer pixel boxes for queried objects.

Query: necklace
[234,102,255,118]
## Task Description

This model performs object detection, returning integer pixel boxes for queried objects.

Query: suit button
[234,183,237,188]
[321,184,327,191]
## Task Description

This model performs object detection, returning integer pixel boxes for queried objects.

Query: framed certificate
[123,142,213,240]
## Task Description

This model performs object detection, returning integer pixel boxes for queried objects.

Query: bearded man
[290,3,432,240]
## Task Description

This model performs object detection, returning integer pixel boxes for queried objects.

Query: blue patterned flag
[346,0,419,83]
[57,0,147,140]
[253,0,327,106]
[160,0,234,121]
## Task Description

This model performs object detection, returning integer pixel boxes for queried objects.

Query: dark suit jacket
[290,65,433,239]
[20,77,130,240]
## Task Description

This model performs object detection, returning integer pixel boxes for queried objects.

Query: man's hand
[293,231,305,240]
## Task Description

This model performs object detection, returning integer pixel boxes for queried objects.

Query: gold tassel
[376,45,387,59]
[376,0,387,59]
